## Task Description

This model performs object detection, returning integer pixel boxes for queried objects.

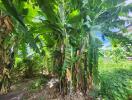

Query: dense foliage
[0,0,131,99]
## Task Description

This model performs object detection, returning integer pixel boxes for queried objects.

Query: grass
[99,59,132,100]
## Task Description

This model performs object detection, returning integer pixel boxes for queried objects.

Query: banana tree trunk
[83,52,87,94]
[75,49,80,90]
[0,15,13,94]
[72,49,81,91]
[60,43,68,95]
[87,32,99,91]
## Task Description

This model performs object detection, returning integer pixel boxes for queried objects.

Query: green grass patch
[99,59,132,100]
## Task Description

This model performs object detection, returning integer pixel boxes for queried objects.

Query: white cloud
[125,0,132,5]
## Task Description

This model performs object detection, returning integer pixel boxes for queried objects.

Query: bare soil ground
[0,78,93,100]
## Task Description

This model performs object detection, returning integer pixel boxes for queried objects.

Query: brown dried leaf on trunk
[88,74,93,90]
[0,17,2,26]
[0,16,13,34]
[66,68,71,82]
[4,16,13,34]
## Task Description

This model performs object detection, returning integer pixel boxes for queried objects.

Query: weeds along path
[99,60,132,100]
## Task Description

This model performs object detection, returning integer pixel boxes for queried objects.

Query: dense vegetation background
[0,0,132,100]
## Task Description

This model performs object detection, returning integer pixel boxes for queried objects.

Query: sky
[96,32,111,49]
[125,0,132,5]
[97,0,132,49]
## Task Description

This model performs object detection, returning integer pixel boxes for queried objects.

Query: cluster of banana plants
[0,0,131,95]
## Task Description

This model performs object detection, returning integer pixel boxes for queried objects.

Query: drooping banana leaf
[1,0,25,27]
[1,0,40,53]
[37,0,59,23]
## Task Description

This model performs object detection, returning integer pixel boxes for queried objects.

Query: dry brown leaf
[66,68,71,82]
[4,17,12,33]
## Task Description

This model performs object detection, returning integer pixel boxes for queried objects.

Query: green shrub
[28,78,47,92]
[99,59,132,100]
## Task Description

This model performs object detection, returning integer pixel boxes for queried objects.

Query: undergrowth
[99,59,132,100]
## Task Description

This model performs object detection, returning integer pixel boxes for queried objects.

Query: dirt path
[0,91,25,100]
[0,79,34,100]
[0,78,60,100]
[0,78,93,100]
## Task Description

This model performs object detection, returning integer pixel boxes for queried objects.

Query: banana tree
[0,12,14,94]
[0,0,41,94]
[1,0,132,96]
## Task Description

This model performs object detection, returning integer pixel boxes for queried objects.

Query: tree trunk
[83,52,87,94]
[0,15,13,94]
[73,49,81,91]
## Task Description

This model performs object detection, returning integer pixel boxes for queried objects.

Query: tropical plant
[0,11,14,94]
[0,0,131,96]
